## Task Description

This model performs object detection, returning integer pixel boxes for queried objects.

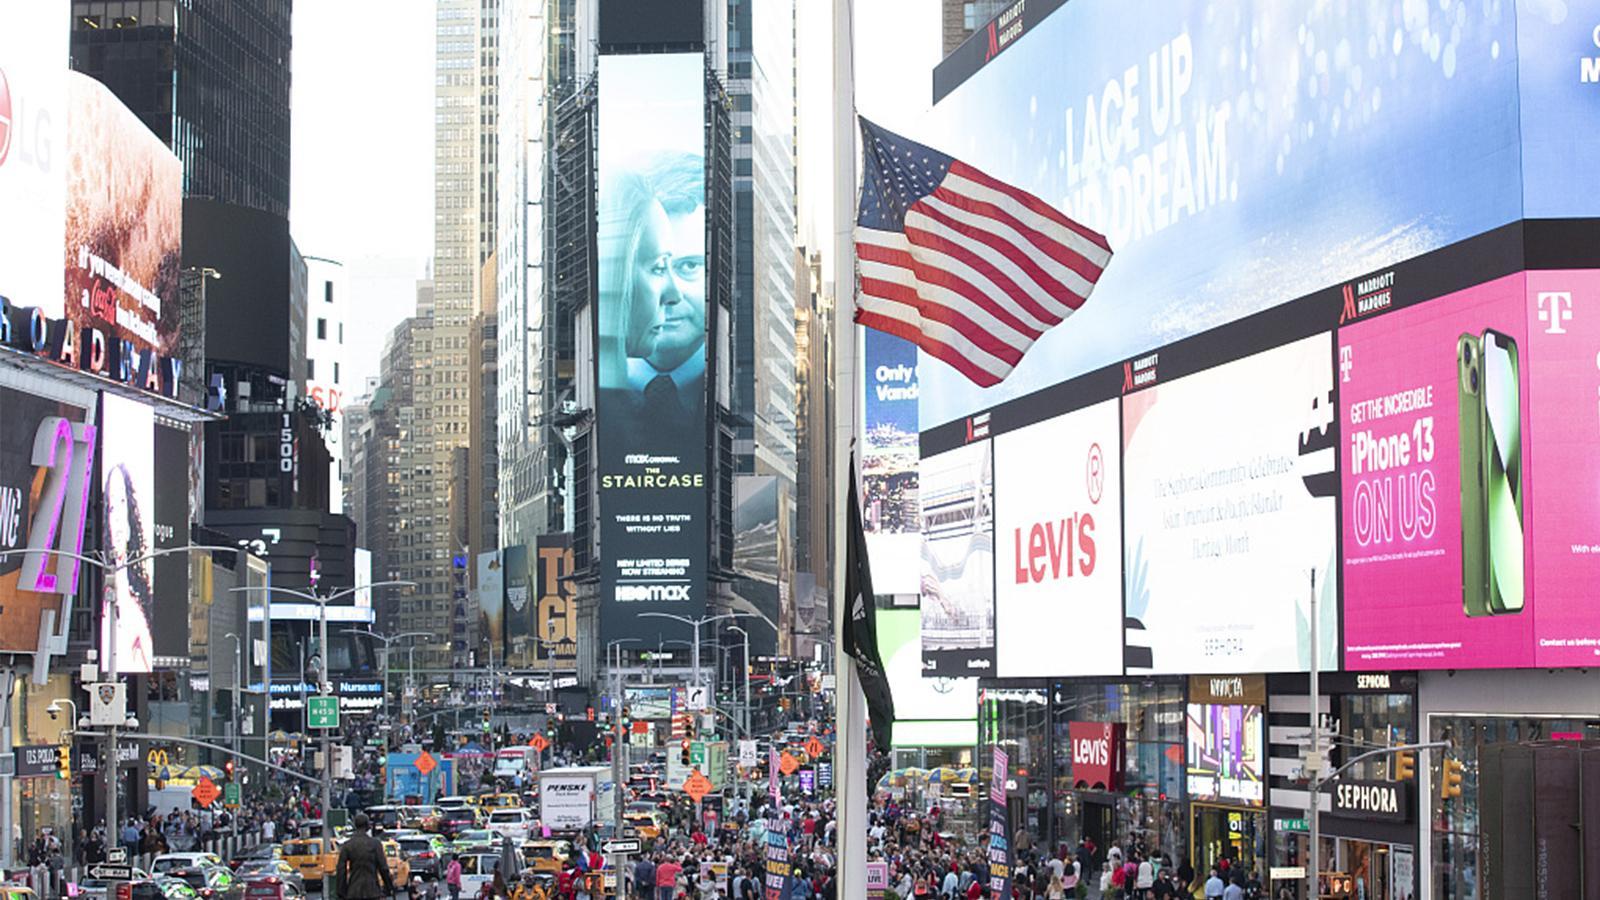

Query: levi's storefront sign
[1068,722,1125,791]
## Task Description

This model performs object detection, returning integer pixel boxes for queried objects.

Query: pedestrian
[334,813,396,900]
[444,855,464,900]
[1204,868,1226,900]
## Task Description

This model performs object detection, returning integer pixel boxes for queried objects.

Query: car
[115,878,197,900]
[150,855,225,877]
[448,828,497,853]
[365,805,409,832]
[402,805,440,832]
[396,834,449,879]
[380,840,412,884]
[280,838,339,891]
[227,844,282,871]
[518,839,572,875]
[485,808,533,843]
[477,792,521,810]
[234,860,304,896]
[0,886,34,900]
[453,852,512,897]
[435,805,482,837]
[166,866,241,900]
[623,811,663,841]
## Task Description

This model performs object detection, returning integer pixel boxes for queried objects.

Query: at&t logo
[1538,291,1573,334]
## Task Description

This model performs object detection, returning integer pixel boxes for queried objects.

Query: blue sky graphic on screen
[918,0,1600,425]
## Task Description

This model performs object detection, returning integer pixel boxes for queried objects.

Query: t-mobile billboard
[595,52,709,642]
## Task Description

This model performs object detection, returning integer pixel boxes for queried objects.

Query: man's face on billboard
[626,200,706,372]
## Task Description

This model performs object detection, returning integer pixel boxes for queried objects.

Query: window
[334,362,341,385]
[317,318,328,340]
[307,359,316,380]
[325,281,334,303]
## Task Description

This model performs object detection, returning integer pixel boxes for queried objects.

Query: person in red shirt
[653,855,683,900]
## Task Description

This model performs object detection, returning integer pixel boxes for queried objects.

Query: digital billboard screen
[1185,701,1264,807]
[151,422,191,661]
[596,52,709,643]
[919,440,994,675]
[1121,332,1336,674]
[1340,269,1600,669]
[0,3,68,316]
[993,398,1121,677]
[918,0,1600,429]
[861,329,921,594]
[534,533,578,668]
[476,550,504,663]
[877,608,977,743]
[0,387,94,654]
[502,543,531,658]
[100,392,155,674]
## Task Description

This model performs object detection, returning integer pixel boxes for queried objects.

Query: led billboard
[1122,333,1336,674]
[877,608,977,748]
[919,0,1600,428]
[0,387,94,654]
[861,329,921,594]
[1340,269,1600,669]
[534,533,578,668]
[919,440,994,675]
[993,398,1121,677]
[151,422,191,661]
[1185,701,1264,807]
[596,52,709,642]
[477,550,504,662]
[0,3,68,316]
[100,392,155,674]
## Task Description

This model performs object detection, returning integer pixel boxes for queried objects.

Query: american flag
[854,118,1113,387]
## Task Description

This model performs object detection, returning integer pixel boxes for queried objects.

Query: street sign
[224,783,242,808]
[737,740,758,768]
[87,865,132,881]
[602,839,642,855]
[684,685,709,711]
[529,733,550,753]
[683,770,712,803]
[415,751,438,775]
[106,848,127,864]
[192,776,221,808]
[307,695,339,730]
[779,751,799,776]
[631,720,650,735]
[545,702,557,715]
[804,736,825,759]
[15,745,58,779]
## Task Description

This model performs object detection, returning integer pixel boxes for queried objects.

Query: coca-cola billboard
[1068,721,1126,791]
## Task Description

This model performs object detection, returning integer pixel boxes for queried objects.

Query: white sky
[290,0,939,391]
[290,1,436,392]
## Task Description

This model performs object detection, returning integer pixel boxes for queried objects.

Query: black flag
[845,455,895,751]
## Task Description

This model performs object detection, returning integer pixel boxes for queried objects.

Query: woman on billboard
[102,462,154,673]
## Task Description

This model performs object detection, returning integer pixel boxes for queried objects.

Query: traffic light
[1393,749,1415,782]
[1441,756,1464,800]
[223,759,236,782]
[55,745,69,781]
[680,739,691,766]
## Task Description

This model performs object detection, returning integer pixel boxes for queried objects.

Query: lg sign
[0,67,52,172]
[0,68,12,166]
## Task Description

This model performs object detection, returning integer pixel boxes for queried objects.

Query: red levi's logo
[1068,722,1125,791]
[1012,514,1096,583]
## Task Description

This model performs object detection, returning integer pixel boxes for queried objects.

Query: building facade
[303,256,350,513]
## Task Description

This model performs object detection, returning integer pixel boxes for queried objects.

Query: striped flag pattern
[854,118,1113,387]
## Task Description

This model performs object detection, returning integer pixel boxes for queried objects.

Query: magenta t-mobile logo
[1538,291,1573,334]
[1339,345,1353,383]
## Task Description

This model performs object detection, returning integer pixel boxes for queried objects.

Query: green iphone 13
[1482,329,1524,614]
[1458,333,1489,617]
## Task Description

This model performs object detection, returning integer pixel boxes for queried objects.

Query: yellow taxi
[381,840,412,884]
[623,811,663,841]
[282,837,340,890]
[519,838,573,875]
[477,792,522,810]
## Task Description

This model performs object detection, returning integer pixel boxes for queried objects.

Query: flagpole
[831,0,868,894]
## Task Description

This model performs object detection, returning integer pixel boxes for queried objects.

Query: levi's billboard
[1067,721,1125,791]
[993,398,1121,677]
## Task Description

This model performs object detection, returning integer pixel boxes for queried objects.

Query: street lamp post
[230,580,415,847]
[343,629,431,725]
[637,612,752,694]
[223,631,244,833]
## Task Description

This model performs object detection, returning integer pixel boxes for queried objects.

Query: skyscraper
[69,1,294,218]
